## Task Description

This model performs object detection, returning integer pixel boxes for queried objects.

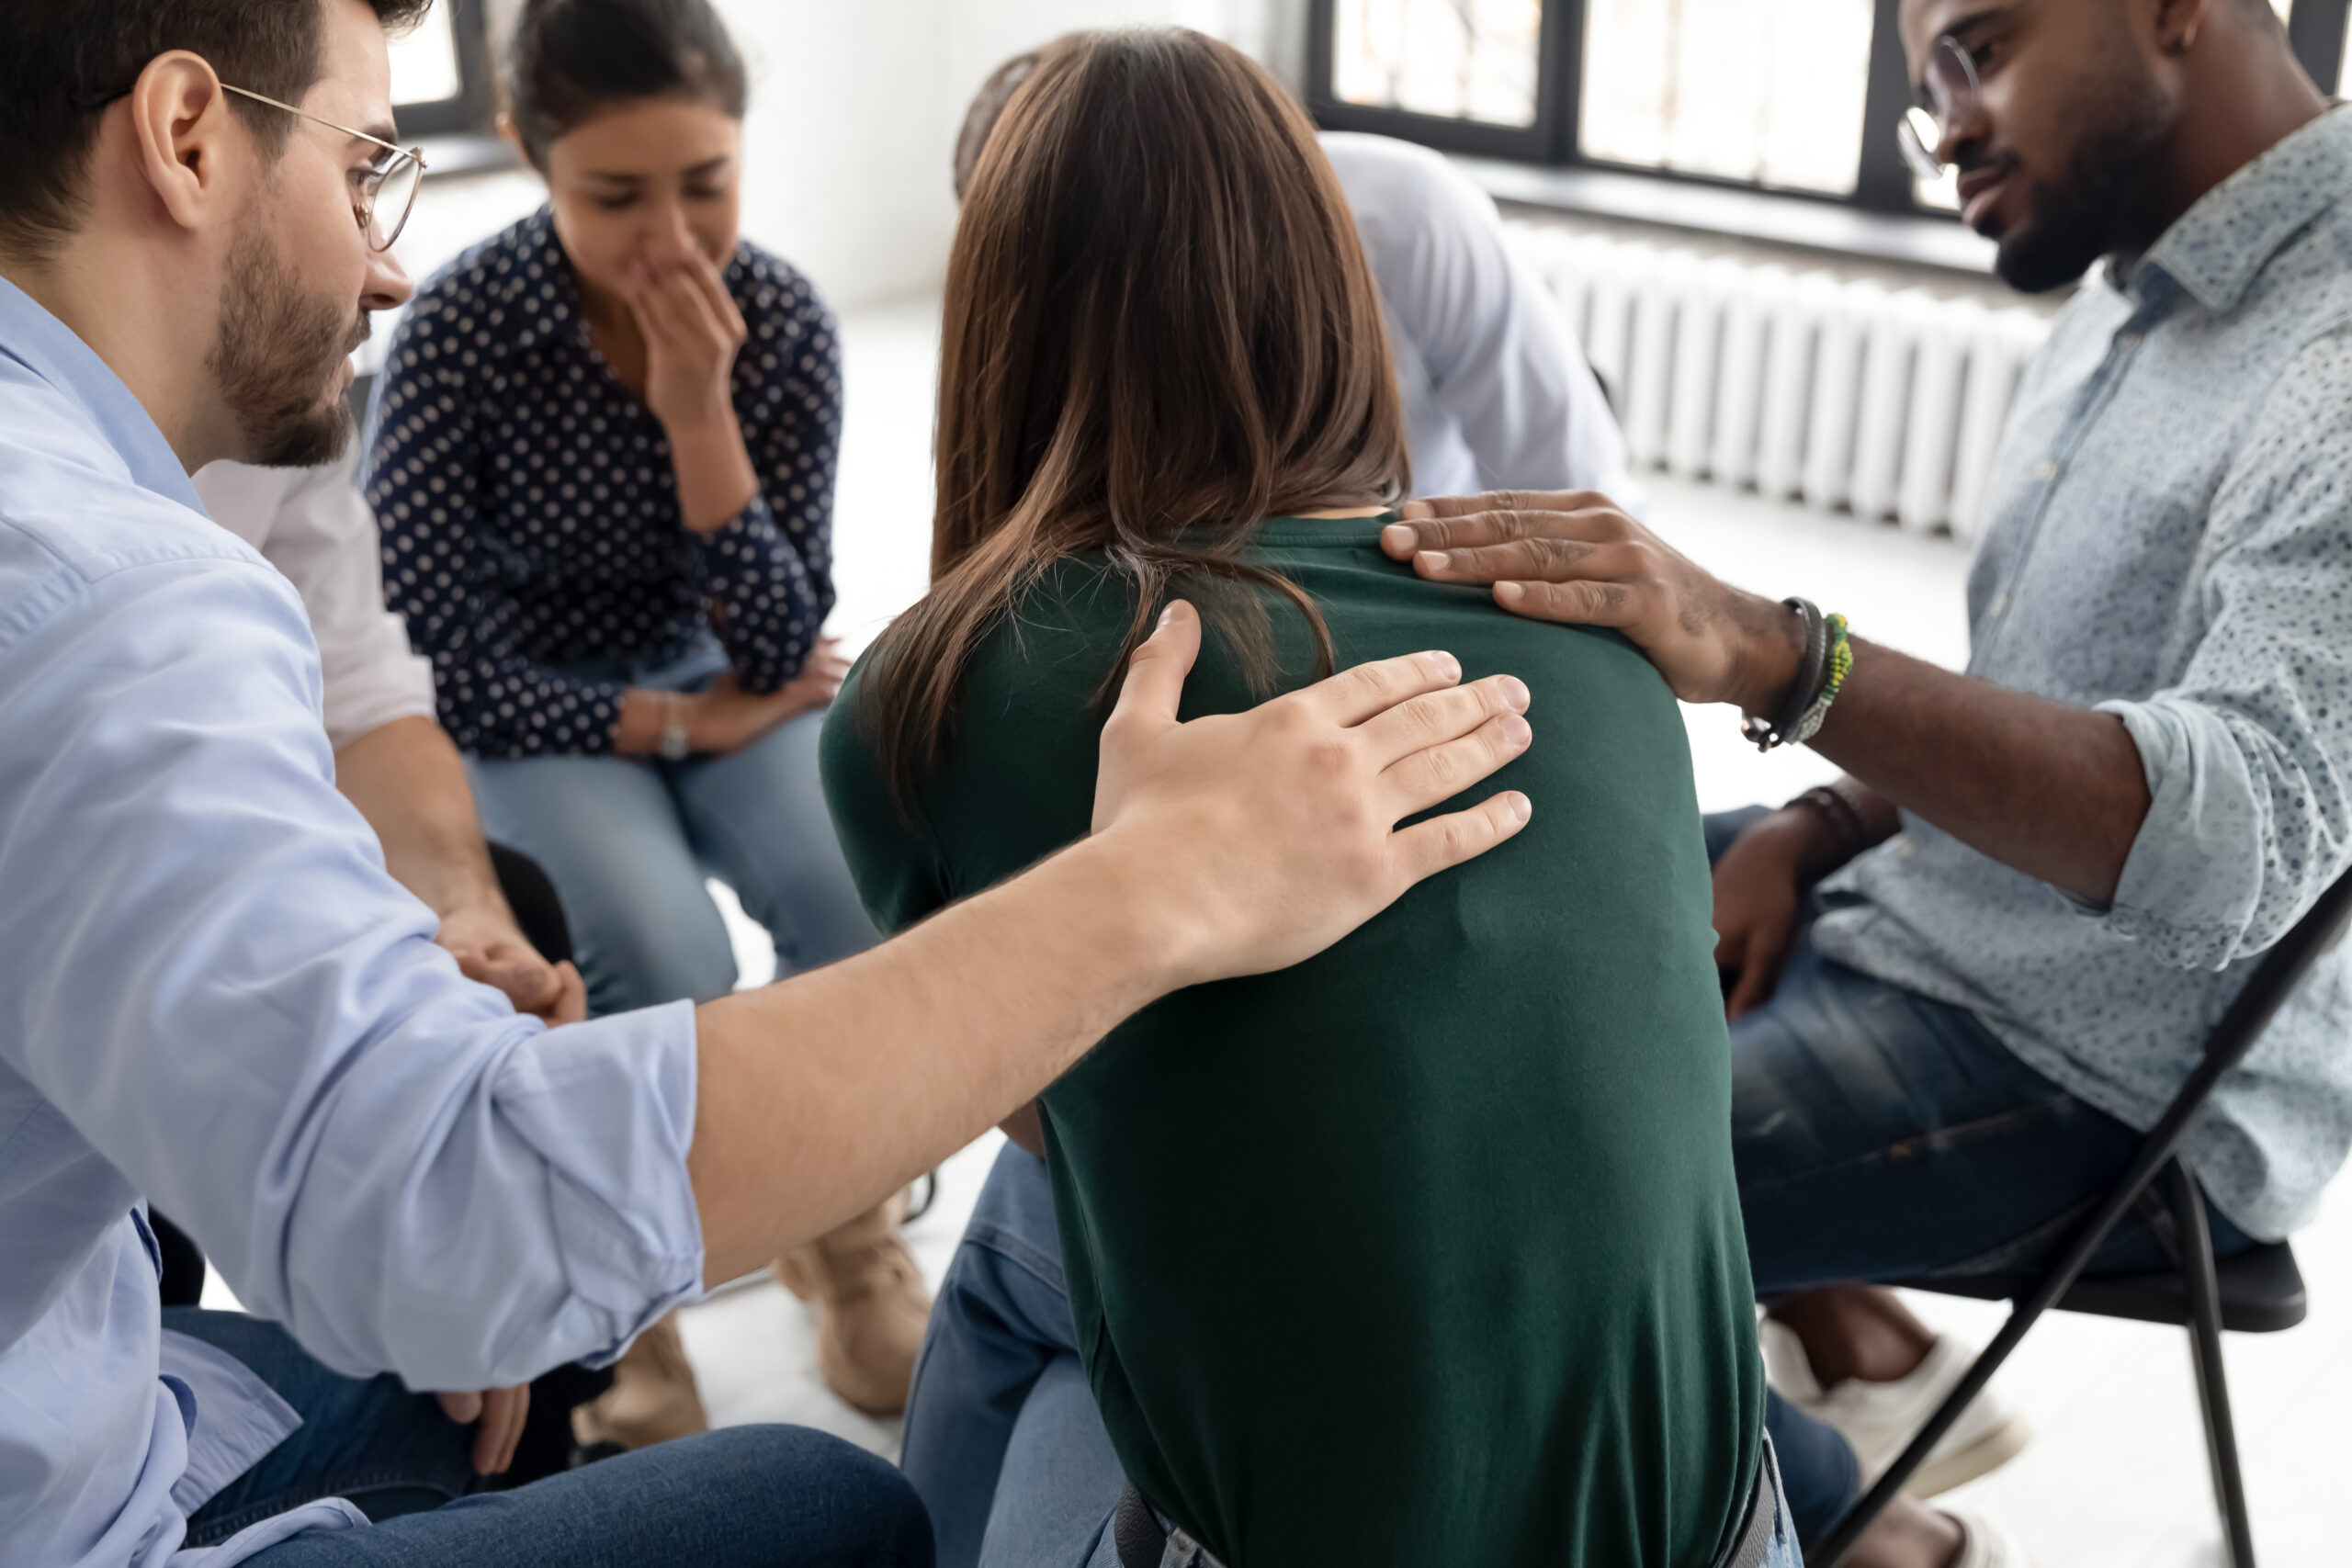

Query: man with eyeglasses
[1384,2,2350,1565]
[0,3,1539,1565]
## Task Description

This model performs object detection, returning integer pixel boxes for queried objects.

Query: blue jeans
[902,809,2256,1561]
[468,637,877,1017]
[168,1309,931,1566]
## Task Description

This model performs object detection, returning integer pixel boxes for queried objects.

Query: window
[1329,0,1545,129]
[1577,0,1874,196]
[1308,0,2352,220]
[387,0,494,141]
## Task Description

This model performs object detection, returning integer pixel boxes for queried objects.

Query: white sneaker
[1759,1320,2032,1497]
[1943,1504,2039,1568]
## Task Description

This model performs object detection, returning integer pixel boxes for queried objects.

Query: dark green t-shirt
[820,517,1764,1568]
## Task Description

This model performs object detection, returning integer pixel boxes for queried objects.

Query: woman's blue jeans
[899,809,2256,1563]
[168,1309,931,1566]
[468,638,877,1017]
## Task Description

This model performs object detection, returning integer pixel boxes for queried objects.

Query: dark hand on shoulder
[1380,492,1805,719]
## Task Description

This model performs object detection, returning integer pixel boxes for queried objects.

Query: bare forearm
[688,832,1186,1282]
[1810,640,2150,903]
[666,413,759,536]
[334,716,509,922]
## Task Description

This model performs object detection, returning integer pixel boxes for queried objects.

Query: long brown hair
[861,28,1409,818]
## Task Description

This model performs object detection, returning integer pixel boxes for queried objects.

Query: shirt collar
[2129,105,2352,314]
[0,273,203,513]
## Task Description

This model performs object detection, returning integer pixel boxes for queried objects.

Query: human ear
[2149,0,2214,55]
[124,52,241,236]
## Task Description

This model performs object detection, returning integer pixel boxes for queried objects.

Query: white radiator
[1505,224,2052,542]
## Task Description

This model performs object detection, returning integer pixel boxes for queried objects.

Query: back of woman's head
[506,0,747,166]
[866,28,1408,818]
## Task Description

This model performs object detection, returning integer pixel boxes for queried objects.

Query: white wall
[720,0,1306,310]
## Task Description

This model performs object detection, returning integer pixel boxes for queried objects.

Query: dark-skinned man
[1385,2,2350,1565]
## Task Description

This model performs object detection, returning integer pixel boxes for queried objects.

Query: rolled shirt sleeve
[2096,326,2352,971]
[0,547,703,1390]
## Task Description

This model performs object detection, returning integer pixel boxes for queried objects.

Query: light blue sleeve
[1349,141,1637,504]
[0,547,704,1389]
[2098,325,2352,971]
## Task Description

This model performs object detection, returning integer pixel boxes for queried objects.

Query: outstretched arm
[1381,495,2148,905]
[687,601,1535,1280]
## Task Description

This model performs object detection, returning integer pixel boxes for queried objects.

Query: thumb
[1104,600,1201,745]
[435,1390,484,1425]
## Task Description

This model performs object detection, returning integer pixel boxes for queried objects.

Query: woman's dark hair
[506,0,747,167]
[862,28,1408,821]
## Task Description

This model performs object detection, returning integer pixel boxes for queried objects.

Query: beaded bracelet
[1788,614,1852,748]
[1740,603,1854,752]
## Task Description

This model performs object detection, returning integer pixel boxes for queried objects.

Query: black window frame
[1306,0,2352,221]
[390,0,495,140]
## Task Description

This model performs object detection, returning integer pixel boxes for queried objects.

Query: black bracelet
[1741,598,1826,753]
[1788,783,1870,863]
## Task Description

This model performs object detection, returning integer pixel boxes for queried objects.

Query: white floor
[226,294,2352,1564]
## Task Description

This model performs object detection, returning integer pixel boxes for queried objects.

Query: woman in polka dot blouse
[366,0,931,1427]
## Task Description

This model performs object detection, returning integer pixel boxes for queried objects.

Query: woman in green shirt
[821,29,1781,1568]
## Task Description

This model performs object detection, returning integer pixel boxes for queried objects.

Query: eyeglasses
[73,78,426,251]
[1897,34,1979,182]
[218,84,426,252]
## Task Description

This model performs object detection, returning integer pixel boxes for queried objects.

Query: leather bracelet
[1741,598,1827,753]
[1788,782,1870,863]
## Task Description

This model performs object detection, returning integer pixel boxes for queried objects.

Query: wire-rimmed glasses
[218,83,426,251]
[1897,35,1979,182]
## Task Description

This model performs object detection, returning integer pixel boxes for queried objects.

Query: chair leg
[2165,1158,2256,1568]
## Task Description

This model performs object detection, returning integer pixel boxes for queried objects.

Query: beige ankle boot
[571,1310,709,1450]
[775,1188,934,1416]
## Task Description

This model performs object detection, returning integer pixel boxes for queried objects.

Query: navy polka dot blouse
[366,207,840,759]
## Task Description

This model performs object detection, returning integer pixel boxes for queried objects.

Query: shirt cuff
[2096,695,2267,971]
[489,998,707,1362]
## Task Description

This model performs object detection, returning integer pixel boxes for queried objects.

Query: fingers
[1408,537,1638,588]
[1724,937,1779,1020]
[1295,648,1463,728]
[1356,671,1529,764]
[435,1390,483,1425]
[1385,493,1625,554]
[1102,601,1203,748]
[547,962,588,1027]
[471,1385,532,1476]
[1493,578,1643,628]
[1389,790,1534,885]
[1379,707,1534,818]
[681,245,748,343]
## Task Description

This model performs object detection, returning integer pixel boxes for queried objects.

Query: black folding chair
[1811,867,2352,1568]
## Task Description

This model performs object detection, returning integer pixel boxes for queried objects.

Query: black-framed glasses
[73,78,426,250]
[1897,34,1979,182]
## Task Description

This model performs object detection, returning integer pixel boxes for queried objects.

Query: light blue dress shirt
[1320,133,1641,508]
[1815,108,2352,1242]
[0,276,706,1566]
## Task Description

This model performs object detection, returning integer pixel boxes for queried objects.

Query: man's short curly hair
[0,0,433,262]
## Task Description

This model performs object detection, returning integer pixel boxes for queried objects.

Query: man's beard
[208,225,370,468]
[1990,69,2175,294]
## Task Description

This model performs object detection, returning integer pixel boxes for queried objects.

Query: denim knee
[701,1426,935,1566]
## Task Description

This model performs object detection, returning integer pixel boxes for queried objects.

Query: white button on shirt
[192,452,437,750]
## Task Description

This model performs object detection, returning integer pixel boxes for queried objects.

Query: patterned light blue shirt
[1815,108,2352,1242]
[0,276,705,1567]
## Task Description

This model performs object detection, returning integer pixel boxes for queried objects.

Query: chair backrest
[2197,867,2352,1081]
